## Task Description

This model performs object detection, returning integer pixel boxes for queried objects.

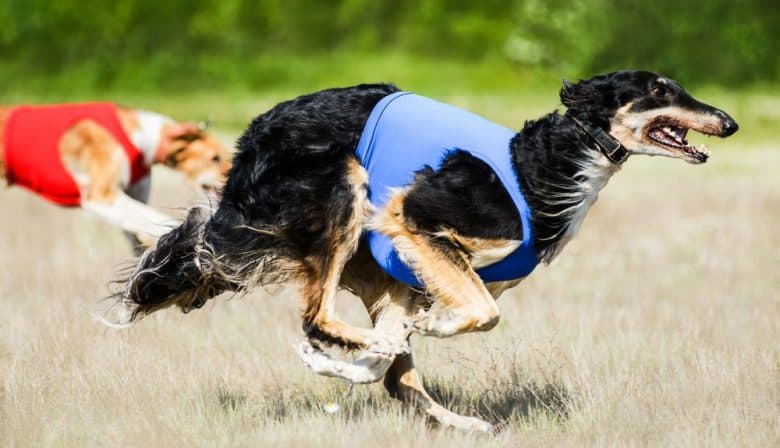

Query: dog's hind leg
[300,279,493,431]
[295,339,397,384]
[300,158,407,355]
[306,278,493,431]
[296,280,413,384]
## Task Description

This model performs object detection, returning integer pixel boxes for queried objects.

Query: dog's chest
[542,150,619,262]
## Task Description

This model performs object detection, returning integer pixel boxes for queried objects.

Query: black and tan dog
[111,71,738,432]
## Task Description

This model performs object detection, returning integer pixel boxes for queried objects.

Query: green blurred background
[1,0,778,134]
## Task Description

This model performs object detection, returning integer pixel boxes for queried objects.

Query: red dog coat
[2,102,149,206]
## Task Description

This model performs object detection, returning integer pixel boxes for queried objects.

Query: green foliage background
[0,0,777,94]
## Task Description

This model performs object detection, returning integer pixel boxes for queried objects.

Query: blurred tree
[0,0,776,90]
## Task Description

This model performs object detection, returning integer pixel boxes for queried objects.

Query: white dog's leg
[122,176,154,253]
[82,191,177,242]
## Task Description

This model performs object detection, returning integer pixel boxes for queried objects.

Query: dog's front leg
[384,351,493,433]
[82,191,177,244]
[375,194,501,338]
[123,176,153,254]
[366,289,492,432]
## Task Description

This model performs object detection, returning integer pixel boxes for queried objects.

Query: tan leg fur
[300,159,408,355]
[373,190,501,338]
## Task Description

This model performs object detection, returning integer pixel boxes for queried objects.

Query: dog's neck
[512,111,621,263]
[129,110,174,166]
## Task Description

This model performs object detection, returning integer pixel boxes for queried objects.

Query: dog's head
[561,70,738,164]
[159,123,232,201]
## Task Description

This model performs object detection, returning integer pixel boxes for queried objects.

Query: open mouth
[646,121,711,163]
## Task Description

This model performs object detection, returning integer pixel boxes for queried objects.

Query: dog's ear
[166,123,202,142]
[560,78,593,109]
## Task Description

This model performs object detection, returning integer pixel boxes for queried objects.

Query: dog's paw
[436,411,494,434]
[295,340,394,384]
[366,334,410,356]
[295,340,344,377]
[409,309,462,338]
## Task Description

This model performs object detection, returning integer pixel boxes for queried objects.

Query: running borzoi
[111,71,738,432]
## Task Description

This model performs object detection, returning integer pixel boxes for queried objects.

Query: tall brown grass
[1,114,777,447]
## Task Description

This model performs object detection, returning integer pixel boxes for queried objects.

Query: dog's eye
[651,85,668,97]
[212,155,221,163]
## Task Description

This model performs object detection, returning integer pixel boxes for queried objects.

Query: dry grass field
[1,94,778,447]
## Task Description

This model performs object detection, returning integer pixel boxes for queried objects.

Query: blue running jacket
[355,92,537,287]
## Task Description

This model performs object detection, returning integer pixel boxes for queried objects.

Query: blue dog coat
[355,92,538,287]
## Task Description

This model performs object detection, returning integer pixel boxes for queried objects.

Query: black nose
[715,110,739,136]
[722,118,739,137]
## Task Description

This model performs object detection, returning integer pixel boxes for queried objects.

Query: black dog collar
[569,116,629,164]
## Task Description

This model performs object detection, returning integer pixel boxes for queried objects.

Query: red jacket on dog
[2,102,149,206]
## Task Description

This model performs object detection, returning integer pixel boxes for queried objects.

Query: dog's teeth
[663,127,672,133]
